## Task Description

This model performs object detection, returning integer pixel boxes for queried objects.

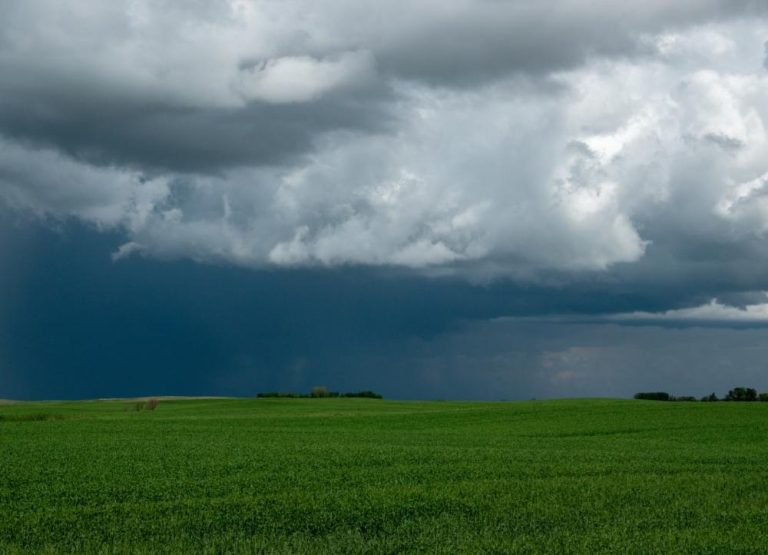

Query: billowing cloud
[0,138,169,228]
[1,1,767,292]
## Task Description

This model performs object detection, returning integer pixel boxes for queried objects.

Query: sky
[2,0,768,400]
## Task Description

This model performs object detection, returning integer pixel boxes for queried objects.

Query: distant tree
[674,396,697,402]
[310,386,329,398]
[256,388,382,399]
[759,393,768,402]
[634,392,671,401]
[725,387,758,402]
[701,393,718,402]
[343,390,383,399]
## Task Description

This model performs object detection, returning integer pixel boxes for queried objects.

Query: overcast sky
[2,1,768,400]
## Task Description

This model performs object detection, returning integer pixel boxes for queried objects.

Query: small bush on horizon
[310,386,329,398]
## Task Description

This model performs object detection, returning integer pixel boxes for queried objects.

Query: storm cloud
[0,0,767,278]
[1,1,768,399]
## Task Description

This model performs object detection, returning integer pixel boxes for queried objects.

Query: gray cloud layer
[1,1,768,315]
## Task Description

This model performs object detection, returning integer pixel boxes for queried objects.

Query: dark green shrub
[634,392,671,401]
[725,387,758,402]
[674,396,697,402]
[341,391,383,399]
[758,393,768,402]
[256,389,382,399]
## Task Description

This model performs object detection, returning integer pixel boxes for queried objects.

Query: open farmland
[1,399,768,553]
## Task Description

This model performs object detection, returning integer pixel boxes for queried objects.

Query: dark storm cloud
[2,1,768,400]
[0,77,393,174]
[375,0,768,86]
[2,10,765,277]
[0,0,764,173]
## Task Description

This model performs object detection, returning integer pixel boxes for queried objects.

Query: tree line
[634,387,768,402]
[257,386,383,399]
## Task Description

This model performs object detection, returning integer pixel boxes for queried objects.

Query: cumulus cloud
[0,138,168,229]
[1,1,768,292]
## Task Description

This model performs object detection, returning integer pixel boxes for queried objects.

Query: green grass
[1,398,768,553]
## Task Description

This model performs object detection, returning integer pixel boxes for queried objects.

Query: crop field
[1,398,768,553]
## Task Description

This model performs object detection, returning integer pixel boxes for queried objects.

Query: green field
[2,398,768,553]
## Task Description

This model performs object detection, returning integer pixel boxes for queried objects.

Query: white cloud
[614,297,768,322]
[0,139,169,229]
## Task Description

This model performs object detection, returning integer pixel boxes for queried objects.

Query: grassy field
[1,398,768,553]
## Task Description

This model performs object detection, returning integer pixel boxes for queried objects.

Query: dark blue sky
[3,213,768,400]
